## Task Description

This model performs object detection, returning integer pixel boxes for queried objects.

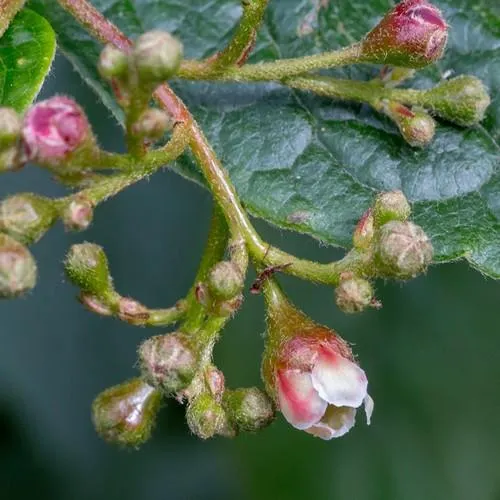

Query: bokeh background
[1,55,500,500]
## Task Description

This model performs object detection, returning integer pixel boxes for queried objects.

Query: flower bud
[64,243,114,298]
[117,297,150,325]
[374,220,433,279]
[132,109,174,140]
[423,75,491,126]
[132,31,183,83]
[352,208,375,250]
[262,281,373,439]
[382,102,436,147]
[0,193,58,244]
[98,44,128,80]
[0,107,22,149]
[22,96,92,166]
[204,365,225,402]
[335,277,374,314]
[0,234,37,298]
[207,261,244,301]
[186,393,226,439]
[223,387,275,433]
[92,378,161,447]
[138,333,197,394]
[373,190,411,227]
[61,196,94,232]
[361,0,448,68]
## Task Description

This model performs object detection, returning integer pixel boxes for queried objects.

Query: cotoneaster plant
[0,0,497,445]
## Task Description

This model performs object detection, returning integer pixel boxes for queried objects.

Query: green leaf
[30,0,500,277]
[0,9,56,111]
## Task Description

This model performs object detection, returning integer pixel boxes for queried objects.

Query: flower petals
[305,405,356,440]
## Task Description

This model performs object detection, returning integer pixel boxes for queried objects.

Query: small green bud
[98,44,129,80]
[375,220,433,279]
[132,109,174,140]
[0,107,22,149]
[133,31,183,83]
[352,208,375,250]
[61,196,94,232]
[424,75,491,127]
[382,102,435,147]
[64,243,113,298]
[223,388,275,433]
[207,261,244,301]
[138,333,197,394]
[0,193,58,245]
[373,190,411,227]
[186,393,226,439]
[92,378,161,447]
[0,234,37,298]
[335,277,374,314]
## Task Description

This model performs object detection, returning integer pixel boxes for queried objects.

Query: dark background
[1,55,499,500]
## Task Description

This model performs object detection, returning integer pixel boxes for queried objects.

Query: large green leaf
[0,9,56,111]
[30,0,500,277]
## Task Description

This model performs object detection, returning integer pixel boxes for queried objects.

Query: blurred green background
[1,55,500,500]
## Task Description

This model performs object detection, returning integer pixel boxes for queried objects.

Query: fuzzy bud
[375,220,433,279]
[64,243,114,298]
[22,96,92,166]
[361,0,448,68]
[0,193,58,244]
[204,366,225,402]
[352,208,375,250]
[0,107,22,149]
[223,388,275,433]
[132,109,174,140]
[207,261,244,301]
[98,44,128,80]
[132,31,183,83]
[117,297,150,325]
[212,294,244,318]
[335,277,374,314]
[186,393,226,440]
[382,102,436,147]
[373,190,411,227]
[0,234,37,298]
[92,378,161,447]
[62,196,94,232]
[424,75,491,126]
[138,333,197,394]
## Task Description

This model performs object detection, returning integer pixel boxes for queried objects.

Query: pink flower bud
[361,0,448,68]
[22,96,91,165]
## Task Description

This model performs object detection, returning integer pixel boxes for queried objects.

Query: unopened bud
[0,193,58,244]
[0,234,37,298]
[133,109,174,140]
[361,0,448,68]
[207,261,244,301]
[133,31,183,83]
[0,108,22,149]
[373,190,411,227]
[22,96,92,165]
[375,220,433,279]
[117,297,150,325]
[186,393,226,439]
[424,75,491,126]
[139,333,197,394]
[98,44,128,80]
[64,243,114,298]
[223,388,275,433]
[61,196,94,232]
[92,378,161,447]
[204,366,225,401]
[352,208,375,250]
[335,277,374,314]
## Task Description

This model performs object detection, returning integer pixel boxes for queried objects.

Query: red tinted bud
[138,333,197,394]
[92,378,161,447]
[117,297,150,325]
[361,0,448,68]
[204,366,225,401]
[335,277,374,314]
[62,196,94,232]
[0,234,37,298]
[22,96,92,165]
[375,220,433,279]
[352,208,375,250]
[80,293,113,316]
[373,190,411,226]
[186,393,226,439]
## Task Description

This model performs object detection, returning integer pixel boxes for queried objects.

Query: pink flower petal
[305,405,356,440]
[311,347,368,408]
[277,369,327,430]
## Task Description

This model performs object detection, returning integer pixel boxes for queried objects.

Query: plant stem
[145,301,187,326]
[0,0,25,37]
